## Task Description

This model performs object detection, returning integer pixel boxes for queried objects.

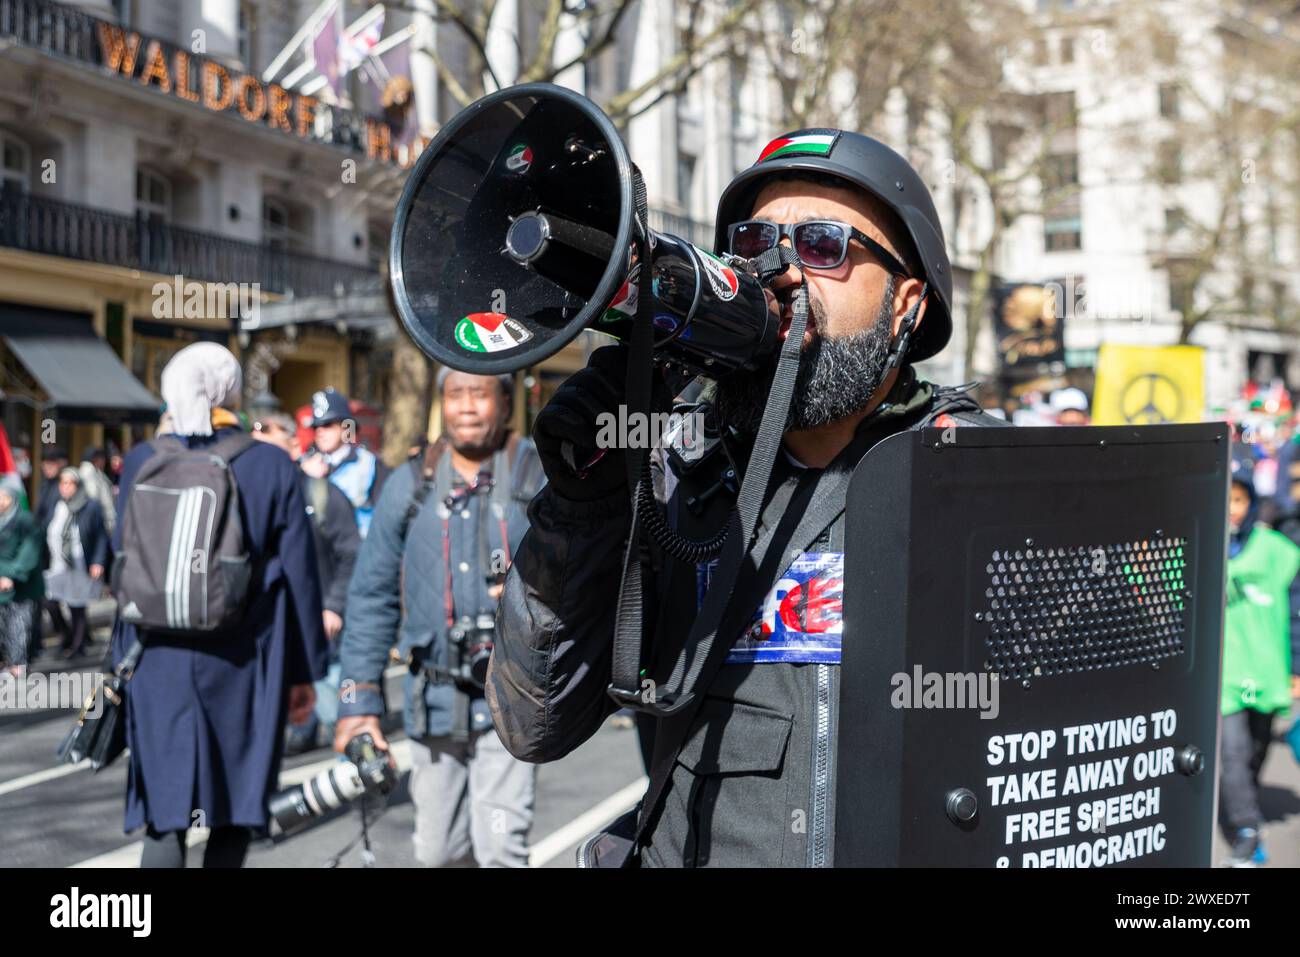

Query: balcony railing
[0,191,378,299]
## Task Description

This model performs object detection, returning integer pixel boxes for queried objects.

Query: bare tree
[1106,3,1300,344]
[390,0,763,122]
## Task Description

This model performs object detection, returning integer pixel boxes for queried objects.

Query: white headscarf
[160,342,243,437]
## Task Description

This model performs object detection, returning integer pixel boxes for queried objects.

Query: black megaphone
[388,83,779,376]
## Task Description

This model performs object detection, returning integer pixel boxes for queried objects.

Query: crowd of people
[0,340,545,868]
[0,445,118,677]
[0,101,1296,875]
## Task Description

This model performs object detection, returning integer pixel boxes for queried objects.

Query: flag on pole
[1092,343,1205,426]
[361,38,417,151]
[342,10,385,71]
[312,1,343,99]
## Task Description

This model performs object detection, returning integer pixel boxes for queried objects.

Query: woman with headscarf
[43,467,109,659]
[0,477,44,677]
[111,342,328,868]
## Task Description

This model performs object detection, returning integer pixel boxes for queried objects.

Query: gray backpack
[112,432,256,635]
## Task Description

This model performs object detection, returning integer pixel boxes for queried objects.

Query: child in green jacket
[1221,453,1300,866]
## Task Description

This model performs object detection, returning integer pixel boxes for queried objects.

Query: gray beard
[714,277,897,434]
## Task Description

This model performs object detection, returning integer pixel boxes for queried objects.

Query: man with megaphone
[477,122,1010,867]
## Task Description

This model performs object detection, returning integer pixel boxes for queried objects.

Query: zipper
[809,661,832,867]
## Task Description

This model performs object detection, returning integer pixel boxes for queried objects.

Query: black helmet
[714,129,952,362]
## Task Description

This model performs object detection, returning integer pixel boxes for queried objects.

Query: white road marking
[0,665,409,799]
[0,759,92,798]
[528,777,647,868]
[67,752,645,870]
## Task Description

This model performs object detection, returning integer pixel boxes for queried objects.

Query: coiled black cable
[633,444,731,564]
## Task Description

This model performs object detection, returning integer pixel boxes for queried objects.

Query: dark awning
[0,308,161,424]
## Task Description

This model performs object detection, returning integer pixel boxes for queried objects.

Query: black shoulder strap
[400,438,446,542]
[209,430,257,464]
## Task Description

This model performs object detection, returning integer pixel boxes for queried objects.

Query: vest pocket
[673,697,794,866]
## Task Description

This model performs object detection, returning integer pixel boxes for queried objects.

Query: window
[135,167,171,223]
[367,218,389,271]
[238,2,256,70]
[1164,206,1186,235]
[1060,36,1074,64]
[1,133,29,196]
[1034,37,1049,66]
[1043,153,1078,191]
[1158,83,1179,119]
[262,198,291,251]
[1157,142,1181,184]
[1168,264,1194,315]
[677,153,696,212]
[1240,275,1254,311]
[1154,33,1177,66]
[1044,213,1082,252]
[1041,91,1076,129]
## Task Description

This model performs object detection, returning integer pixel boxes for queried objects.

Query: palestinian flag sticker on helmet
[505,143,533,173]
[454,312,533,353]
[756,130,841,164]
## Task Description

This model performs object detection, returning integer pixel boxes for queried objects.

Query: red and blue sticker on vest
[697,552,844,664]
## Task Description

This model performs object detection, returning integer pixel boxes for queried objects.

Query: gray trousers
[409,727,536,867]
[1218,708,1275,837]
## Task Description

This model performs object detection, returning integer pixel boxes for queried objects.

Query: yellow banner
[1092,344,1204,426]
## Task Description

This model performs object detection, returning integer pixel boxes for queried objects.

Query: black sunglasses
[727,219,909,274]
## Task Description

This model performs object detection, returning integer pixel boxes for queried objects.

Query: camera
[448,613,495,689]
[267,732,397,834]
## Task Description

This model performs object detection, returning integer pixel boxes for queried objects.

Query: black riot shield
[835,423,1228,867]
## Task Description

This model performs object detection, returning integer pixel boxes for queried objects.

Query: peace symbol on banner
[1119,372,1183,424]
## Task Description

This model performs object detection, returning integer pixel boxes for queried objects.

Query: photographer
[487,130,1011,867]
[335,369,545,867]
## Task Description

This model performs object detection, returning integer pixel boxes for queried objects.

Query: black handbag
[56,639,143,772]
[576,805,642,868]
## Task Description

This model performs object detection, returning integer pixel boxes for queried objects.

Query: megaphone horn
[389,83,778,377]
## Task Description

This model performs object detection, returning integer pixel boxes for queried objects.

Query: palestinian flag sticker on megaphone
[454,312,533,353]
[505,143,533,173]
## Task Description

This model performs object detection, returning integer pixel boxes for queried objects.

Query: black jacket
[35,479,61,529]
[488,369,1010,866]
[304,475,361,618]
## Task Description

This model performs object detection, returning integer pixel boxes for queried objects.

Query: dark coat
[0,510,45,603]
[305,475,360,619]
[71,499,110,571]
[110,428,329,834]
[305,475,360,664]
[34,479,61,529]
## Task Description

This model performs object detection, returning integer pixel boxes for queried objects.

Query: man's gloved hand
[533,345,669,501]
[533,346,629,501]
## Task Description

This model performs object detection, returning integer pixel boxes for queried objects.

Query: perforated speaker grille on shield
[979,537,1189,681]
